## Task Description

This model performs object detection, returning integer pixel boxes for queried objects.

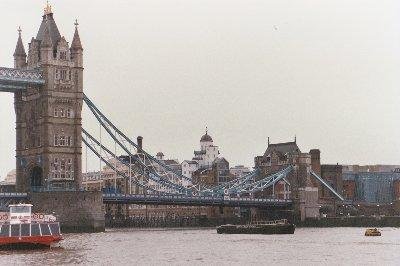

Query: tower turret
[70,20,83,67]
[13,27,26,69]
[15,3,84,191]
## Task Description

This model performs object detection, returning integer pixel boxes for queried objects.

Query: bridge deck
[103,193,293,208]
[0,192,292,209]
[0,67,45,92]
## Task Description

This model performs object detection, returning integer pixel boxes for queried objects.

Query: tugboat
[365,228,381,236]
[217,219,295,234]
[0,204,63,249]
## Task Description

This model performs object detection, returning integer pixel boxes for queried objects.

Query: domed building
[194,128,219,169]
[181,128,220,179]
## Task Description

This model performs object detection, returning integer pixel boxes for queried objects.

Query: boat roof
[9,203,33,207]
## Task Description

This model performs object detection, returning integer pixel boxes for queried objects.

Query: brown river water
[1,227,399,265]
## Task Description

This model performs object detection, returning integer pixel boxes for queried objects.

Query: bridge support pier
[30,191,105,233]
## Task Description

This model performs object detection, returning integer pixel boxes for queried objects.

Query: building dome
[200,133,213,142]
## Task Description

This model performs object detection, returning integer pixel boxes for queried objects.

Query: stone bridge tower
[14,4,83,192]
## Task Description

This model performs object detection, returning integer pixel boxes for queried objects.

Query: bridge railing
[0,192,28,198]
[103,193,292,203]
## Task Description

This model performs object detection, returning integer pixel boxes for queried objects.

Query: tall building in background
[193,128,220,169]
[181,128,220,179]
[14,4,83,191]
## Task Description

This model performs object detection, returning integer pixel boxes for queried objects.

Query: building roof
[182,160,198,165]
[213,157,228,164]
[36,12,61,48]
[200,133,213,142]
[13,28,26,57]
[71,22,83,50]
[263,141,300,157]
[343,171,400,181]
[0,169,16,185]
[163,159,179,166]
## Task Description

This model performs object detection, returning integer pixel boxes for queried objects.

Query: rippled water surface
[1,227,400,265]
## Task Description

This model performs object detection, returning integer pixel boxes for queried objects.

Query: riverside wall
[30,191,105,233]
[299,216,400,227]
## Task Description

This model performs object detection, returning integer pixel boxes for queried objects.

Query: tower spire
[71,19,83,50]
[14,26,26,57]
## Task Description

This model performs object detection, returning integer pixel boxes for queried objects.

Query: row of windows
[51,157,74,179]
[55,69,71,81]
[52,158,73,170]
[54,108,73,118]
[59,51,67,60]
[51,172,74,179]
[54,135,73,147]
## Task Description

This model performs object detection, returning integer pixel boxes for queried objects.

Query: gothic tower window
[60,109,65,117]
[60,69,67,81]
[66,108,72,118]
[54,135,59,146]
[60,51,67,60]
[54,108,58,117]
[52,158,60,179]
[59,136,66,146]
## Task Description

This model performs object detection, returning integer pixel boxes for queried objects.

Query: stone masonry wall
[30,191,104,232]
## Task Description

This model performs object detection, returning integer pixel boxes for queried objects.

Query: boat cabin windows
[11,225,20,237]
[0,223,60,237]
[0,225,9,237]
[21,224,30,236]
[49,223,61,235]
[40,224,51,236]
[10,205,31,214]
[31,224,41,236]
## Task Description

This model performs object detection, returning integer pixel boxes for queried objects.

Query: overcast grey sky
[1,0,399,178]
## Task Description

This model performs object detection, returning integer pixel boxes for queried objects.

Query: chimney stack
[137,136,143,154]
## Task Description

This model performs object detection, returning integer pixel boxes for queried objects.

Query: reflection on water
[1,227,400,265]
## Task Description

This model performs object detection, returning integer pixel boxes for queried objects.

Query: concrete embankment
[298,216,400,227]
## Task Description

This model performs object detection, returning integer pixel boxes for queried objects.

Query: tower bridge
[0,4,345,231]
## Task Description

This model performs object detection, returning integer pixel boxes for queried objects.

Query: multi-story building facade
[14,4,83,191]
[181,129,224,182]
[181,160,198,179]
[230,165,251,178]
[195,129,219,168]
[254,138,313,200]
[0,170,16,192]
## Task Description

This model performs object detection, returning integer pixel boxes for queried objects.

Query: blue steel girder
[0,67,45,92]
[83,94,193,184]
[82,136,162,194]
[235,165,294,194]
[82,128,191,194]
[103,193,293,208]
[310,170,345,201]
[201,169,260,195]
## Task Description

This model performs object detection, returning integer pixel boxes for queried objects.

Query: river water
[1,227,400,265]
